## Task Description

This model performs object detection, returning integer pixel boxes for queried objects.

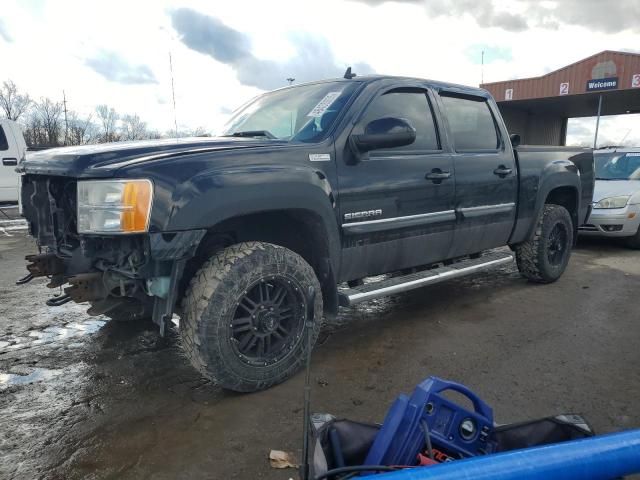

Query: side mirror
[510,133,521,148]
[351,117,416,153]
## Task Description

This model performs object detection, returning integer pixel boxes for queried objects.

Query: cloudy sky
[1,0,639,145]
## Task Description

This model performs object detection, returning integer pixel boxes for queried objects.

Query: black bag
[311,413,594,478]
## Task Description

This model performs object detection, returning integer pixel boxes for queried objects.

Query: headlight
[593,195,630,209]
[77,179,153,234]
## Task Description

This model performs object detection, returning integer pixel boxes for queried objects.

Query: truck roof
[274,75,492,99]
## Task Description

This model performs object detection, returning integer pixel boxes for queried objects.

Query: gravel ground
[1,223,639,479]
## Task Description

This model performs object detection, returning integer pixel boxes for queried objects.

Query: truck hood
[20,137,285,178]
[593,180,640,202]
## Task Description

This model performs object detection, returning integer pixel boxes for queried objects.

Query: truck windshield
[221,81,360,143]
[595,153,640,180]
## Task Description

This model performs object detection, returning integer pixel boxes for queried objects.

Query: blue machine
[373,429,640,480]
[365,377,497,466]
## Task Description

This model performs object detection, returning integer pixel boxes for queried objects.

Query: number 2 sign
[559,82,569,95]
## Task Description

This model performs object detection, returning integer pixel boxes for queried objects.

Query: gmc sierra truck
[17,75,594,392]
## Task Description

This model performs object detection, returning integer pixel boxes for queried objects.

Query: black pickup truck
[18,75,594,391]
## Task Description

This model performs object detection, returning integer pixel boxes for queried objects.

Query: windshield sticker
[307,91,342,118]
[627,153,640,156]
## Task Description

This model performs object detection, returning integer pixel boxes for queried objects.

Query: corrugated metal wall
[483,51,640,101]
[500,107,566,145]
[485,50,640,145]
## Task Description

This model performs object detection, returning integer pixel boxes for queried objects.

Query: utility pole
[169,51,179,140]
[63,90,69,146]
[481,50,485,85]
[593,95,603,149]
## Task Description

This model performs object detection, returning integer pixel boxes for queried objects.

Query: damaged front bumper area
[19,174,205,335]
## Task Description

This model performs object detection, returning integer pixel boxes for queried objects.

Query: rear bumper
[579,204,640,237]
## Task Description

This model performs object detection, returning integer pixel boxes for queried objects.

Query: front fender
[159,164,341,273]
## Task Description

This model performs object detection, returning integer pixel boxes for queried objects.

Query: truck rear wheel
[180,242,322,392]
[515,204,573,284]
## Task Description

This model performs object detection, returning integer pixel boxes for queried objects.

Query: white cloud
[0,18,12,42]
[0,0,639,140]
[567,115,640,148]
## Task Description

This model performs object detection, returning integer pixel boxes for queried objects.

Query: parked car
[18,75,594,391]
[579,148,640,248]
[0,119,27,203]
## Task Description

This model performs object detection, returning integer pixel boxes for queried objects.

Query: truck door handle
[425,169,451,184]
[493,165,513,177]
[2,158,17,166]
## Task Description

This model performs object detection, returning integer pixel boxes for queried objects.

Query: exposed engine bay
[20,174,204,333]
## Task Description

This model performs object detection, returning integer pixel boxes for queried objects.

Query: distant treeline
[0,79,209,147]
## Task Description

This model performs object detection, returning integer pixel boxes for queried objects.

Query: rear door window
[440,95,500,151]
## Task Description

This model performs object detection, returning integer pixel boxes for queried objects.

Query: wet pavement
[1,221,639,479]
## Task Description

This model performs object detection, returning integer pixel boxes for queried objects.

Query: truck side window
[360,90,439,151]
[0,126,8,151]
[440,95,500,151]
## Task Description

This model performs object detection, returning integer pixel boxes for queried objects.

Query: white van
[0,119,27,203]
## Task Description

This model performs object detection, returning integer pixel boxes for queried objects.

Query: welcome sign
[586,77,618,91]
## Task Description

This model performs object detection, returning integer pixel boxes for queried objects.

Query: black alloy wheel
[547,223,568,266]
[230,276,306,366]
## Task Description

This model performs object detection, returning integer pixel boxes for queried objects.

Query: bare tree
[0,80,31,121]
[191,126,210,137]
[67,112,97,146]
[23,110,47,147]
[33,97,63,146]
[146,129,162,139]
[120,114,148,141]
[95,104,119,142]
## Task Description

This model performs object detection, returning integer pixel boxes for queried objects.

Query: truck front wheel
[180,242,322,392]
[515,204,573,284]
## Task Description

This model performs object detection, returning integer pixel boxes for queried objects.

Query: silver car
[579,149,640,248]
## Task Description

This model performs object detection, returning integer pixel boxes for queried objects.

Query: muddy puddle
[0,319,106,354]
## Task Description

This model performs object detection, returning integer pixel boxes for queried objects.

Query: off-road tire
[515,204,573,283]
[625,226,640,249]
[180,242,322,392]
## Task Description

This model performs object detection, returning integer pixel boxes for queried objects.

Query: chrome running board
[338,251,514,307]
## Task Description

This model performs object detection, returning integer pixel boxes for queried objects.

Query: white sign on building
[559,82,569,95]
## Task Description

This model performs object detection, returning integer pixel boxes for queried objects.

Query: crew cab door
[437,92,517,257]
[337,87,455,281]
